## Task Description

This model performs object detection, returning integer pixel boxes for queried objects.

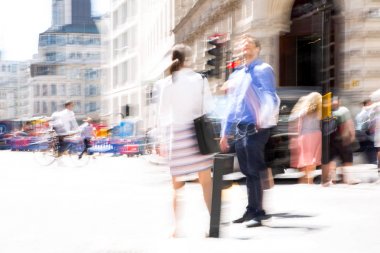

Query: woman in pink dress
[289,92,322,184]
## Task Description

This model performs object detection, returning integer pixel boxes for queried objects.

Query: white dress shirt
[51,109,79,136]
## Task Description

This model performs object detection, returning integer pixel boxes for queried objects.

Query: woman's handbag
[194,114,220,155]
[193,76,220,155]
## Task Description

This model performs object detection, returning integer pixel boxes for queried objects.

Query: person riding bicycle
[50,100,80,156]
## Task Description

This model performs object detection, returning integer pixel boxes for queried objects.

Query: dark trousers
[58,136,69,155]
[79,138,91,156]
[360,140,377,164]
[235,125,271,217]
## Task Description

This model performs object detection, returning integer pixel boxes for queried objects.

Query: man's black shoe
[257,214,272,222]
[245,218,262,228]
[233,212,253,223]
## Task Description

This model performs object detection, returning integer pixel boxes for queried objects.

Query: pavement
[1,150,380,253]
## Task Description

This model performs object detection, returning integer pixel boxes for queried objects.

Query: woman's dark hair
[169,44,191,74]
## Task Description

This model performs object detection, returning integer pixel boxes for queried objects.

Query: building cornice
[173,0,240,43]
[173,0,207,34]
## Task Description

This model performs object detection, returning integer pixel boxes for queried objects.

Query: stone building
[173,0,380,102]
[0,59,29,119]
[30,0,102,119]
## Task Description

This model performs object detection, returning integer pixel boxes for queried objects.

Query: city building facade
[0,58,30,120]
[103,0,174,130]
[141,0,175,130]
[102,0,140,126]
[173,0,380,102]
[30,0,101,120]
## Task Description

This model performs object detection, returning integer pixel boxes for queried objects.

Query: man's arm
[249,63,280,128]
[255,64,278,99]
[219,72,242,152]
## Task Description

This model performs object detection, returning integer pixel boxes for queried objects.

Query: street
[1,150,380,253]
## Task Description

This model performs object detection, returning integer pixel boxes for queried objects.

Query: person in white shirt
[370,89,380,168]
[51,100,79,155]
[157,44,214,237]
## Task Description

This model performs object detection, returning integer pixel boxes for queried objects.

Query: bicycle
[32,129,91,167]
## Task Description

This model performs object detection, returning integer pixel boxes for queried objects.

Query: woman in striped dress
[157,44,215,236]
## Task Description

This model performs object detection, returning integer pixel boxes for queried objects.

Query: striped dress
[169,124,214,176]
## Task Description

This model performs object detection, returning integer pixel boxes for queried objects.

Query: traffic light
[121,104,130,117]
[125,104,129,117]
[205,38,223,78]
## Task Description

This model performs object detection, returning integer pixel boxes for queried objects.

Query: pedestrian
[219,34,280,227]
[370,89,380,168]
[325,96,356,185]
[355,99,377,164]
[289,92,322,184]
[79,117,95,159]
[157,44,215,237]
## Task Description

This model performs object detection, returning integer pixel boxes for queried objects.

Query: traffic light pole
[225,40,232,81]
[321,3,332,184]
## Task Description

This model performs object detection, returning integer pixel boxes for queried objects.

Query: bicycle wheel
[32,131,59,166]
[33,148,56,166]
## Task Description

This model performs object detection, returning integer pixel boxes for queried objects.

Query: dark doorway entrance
[279,0,337,88]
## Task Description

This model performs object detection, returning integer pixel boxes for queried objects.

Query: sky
[0,0,110,61]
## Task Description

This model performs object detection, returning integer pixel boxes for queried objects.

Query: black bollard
[209,153,234,238]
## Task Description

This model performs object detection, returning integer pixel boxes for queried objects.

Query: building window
[56,35,66,45]
[122,61,128,84]
[122,1,127,22]
[70,84,81,96]
[85,84,98,96]
[85,102,98,113]
[84,69,99,80]
[42,84,48,96]
[42,101,48,114]
[67,35,75,44]
[51,84,57,96]
[129,57,137,82]
[113,10,119,29]
[34,101,40,114]
[113,66,118,88]
[34,85,40,96]
[59,84,66,96]
[47,34,57,45]
[74,101,81,113]
[46,52,57,62]
[128,0,137,18]
[59,100,65,110]
[51,101,57,113]
[39,35,48,47]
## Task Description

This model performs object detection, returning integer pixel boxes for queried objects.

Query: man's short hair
[64,100,74,107]
[242,34,261,49]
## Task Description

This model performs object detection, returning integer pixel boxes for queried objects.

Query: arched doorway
[279,0,339,89]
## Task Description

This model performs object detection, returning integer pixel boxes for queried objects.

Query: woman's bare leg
[197,168,213,214]
[171,176,185,237]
